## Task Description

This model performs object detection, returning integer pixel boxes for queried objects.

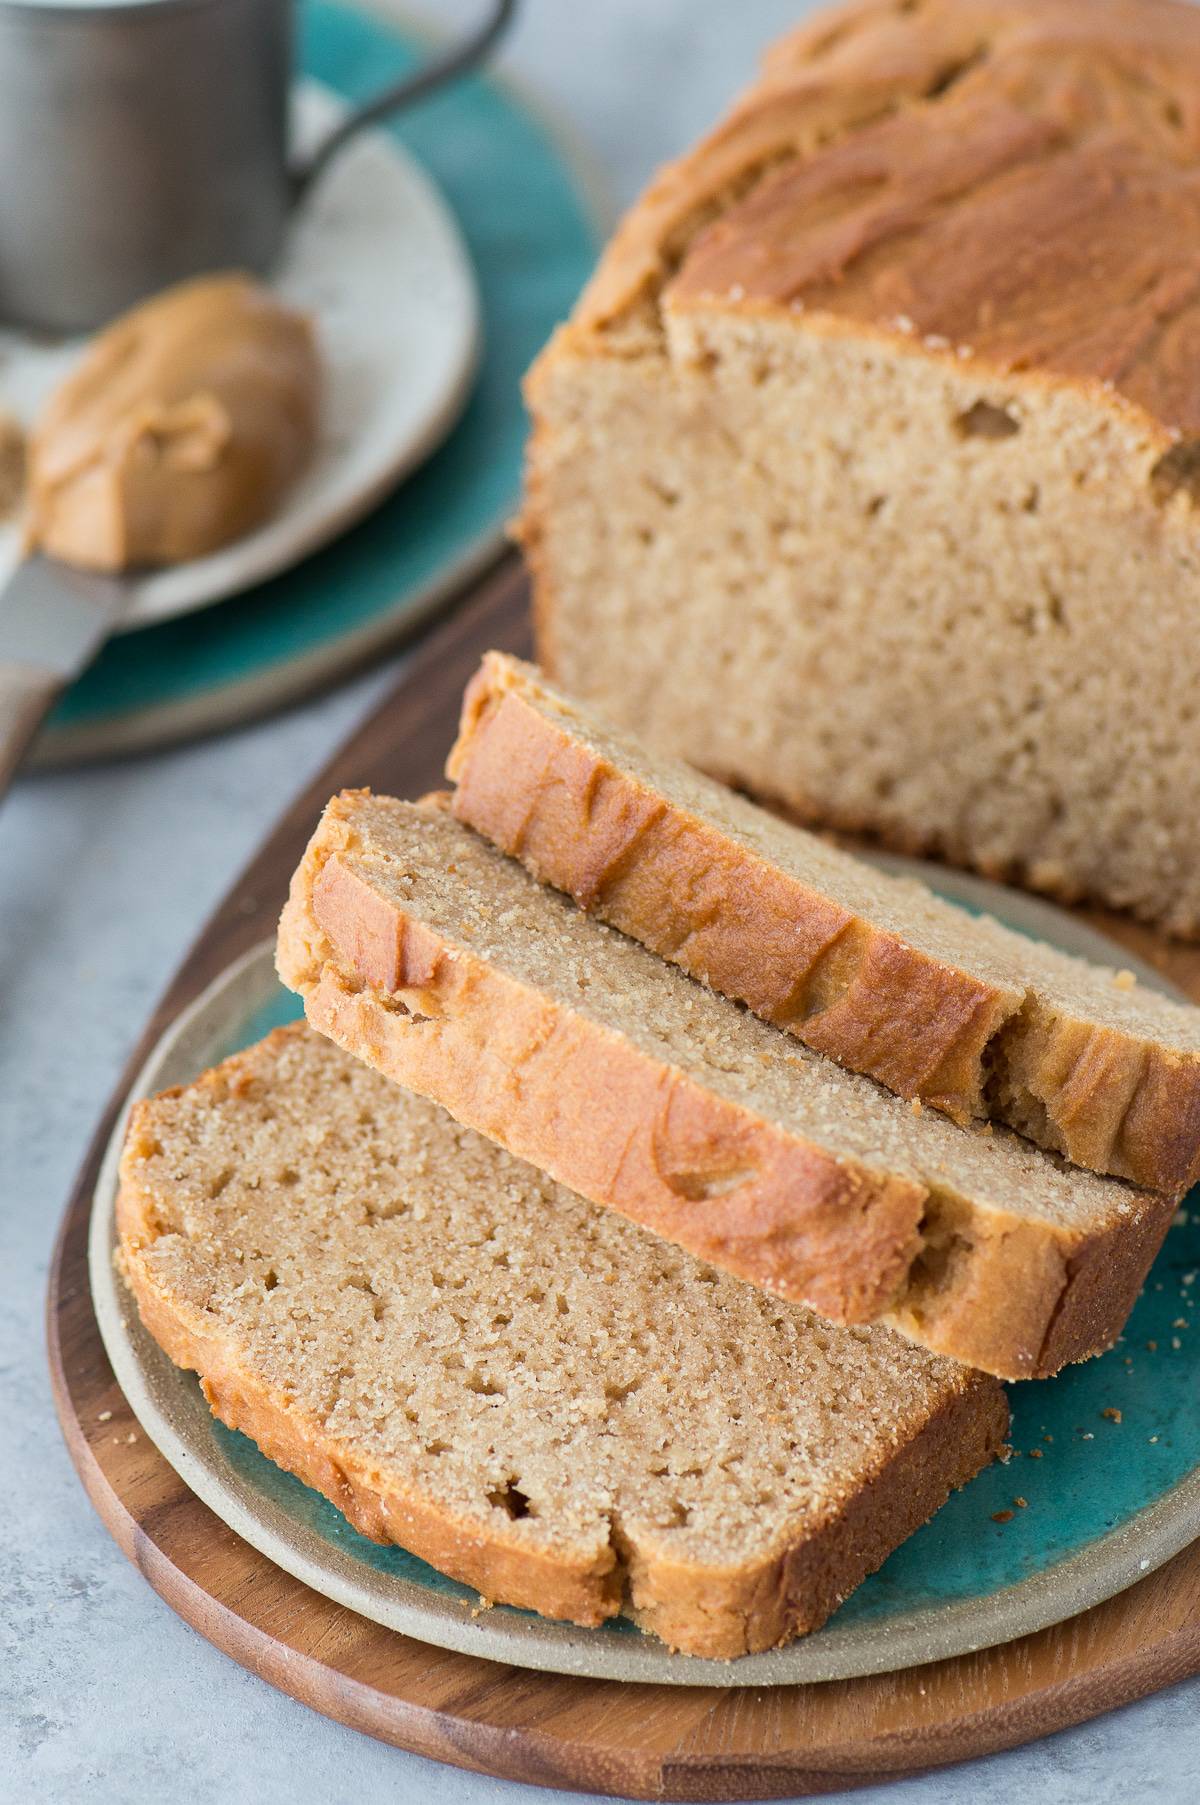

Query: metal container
[0,0,514,333]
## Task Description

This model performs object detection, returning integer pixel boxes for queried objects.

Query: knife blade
[0,553,131,792]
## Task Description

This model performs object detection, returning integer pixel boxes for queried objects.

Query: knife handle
[0,660,60,793]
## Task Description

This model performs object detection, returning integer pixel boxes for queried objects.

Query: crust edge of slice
[276,794,1176,1380]
[447,651,1200,1196]
[115,1030,1009,1659]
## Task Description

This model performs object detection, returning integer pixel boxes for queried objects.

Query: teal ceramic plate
[35,0,605,764]
[89,866,1200,1686]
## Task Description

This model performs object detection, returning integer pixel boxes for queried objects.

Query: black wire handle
[294,0,517,197]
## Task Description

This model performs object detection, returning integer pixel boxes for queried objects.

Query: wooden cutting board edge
[46,553,1200,1801]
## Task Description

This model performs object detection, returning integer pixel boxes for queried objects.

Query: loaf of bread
[116,1024,1007,1658]
[276,791,1175,1379]
[448,652,1200,1194]
[521,0,1200,935]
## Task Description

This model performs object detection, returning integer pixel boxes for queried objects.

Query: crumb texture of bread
[116,1023,1008,1658]
[447,652,1200,1195]
[523,0,1200,936]
[276,792,1176,1379]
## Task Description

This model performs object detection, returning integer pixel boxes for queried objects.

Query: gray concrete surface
[3,3,1197,1798]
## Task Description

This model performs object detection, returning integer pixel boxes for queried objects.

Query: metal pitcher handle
[294,0,517,197]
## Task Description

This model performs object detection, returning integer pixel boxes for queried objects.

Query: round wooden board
[46,559,1200,1800]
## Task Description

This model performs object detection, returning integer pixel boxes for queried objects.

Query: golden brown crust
[447,654,1200,1196]
[114,1033,1008,1659]
[519,384,1200,942]
[124,1213,1005,1652]
[732,773,1200,1137]
[449,654,1017,1122]
[291,853,928,1326]
[571,0,1200,442]
[276,794,1176,1379]
[521,0,1200,944]
[882,1175,1174,1375]
[572,0,988,337]
[621,1375,1009,1654]
[702,764,1200,972]
[991,1004,1200,1194]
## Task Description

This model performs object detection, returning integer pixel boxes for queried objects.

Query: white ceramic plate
[89,864,1200,1687]
[0,82,479,630]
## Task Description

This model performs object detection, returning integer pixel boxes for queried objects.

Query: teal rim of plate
[40,0,603,753]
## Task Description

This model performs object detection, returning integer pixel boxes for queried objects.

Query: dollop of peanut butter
[27,272,320,571]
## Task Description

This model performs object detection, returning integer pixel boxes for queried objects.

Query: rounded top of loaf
[570,0,1200,440]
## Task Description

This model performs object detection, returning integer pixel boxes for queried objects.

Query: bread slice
[276,791,1175,1379]
[117,1023,1007,1658]
[521,0,1200,938]
[446,652,1200,1196]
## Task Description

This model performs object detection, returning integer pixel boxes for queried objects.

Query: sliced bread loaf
[447,652,1200,1195]
[117,1023,1007,1658]
[522,0,1200,938]
[276,792,1176,1379]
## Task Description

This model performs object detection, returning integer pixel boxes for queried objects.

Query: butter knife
[0,554,129,792]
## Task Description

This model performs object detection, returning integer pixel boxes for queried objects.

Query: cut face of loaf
[116,1024,1007,1659]
[522,0,1200,935]
[447,652,1200,1196]
[276,792,1176,1379]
